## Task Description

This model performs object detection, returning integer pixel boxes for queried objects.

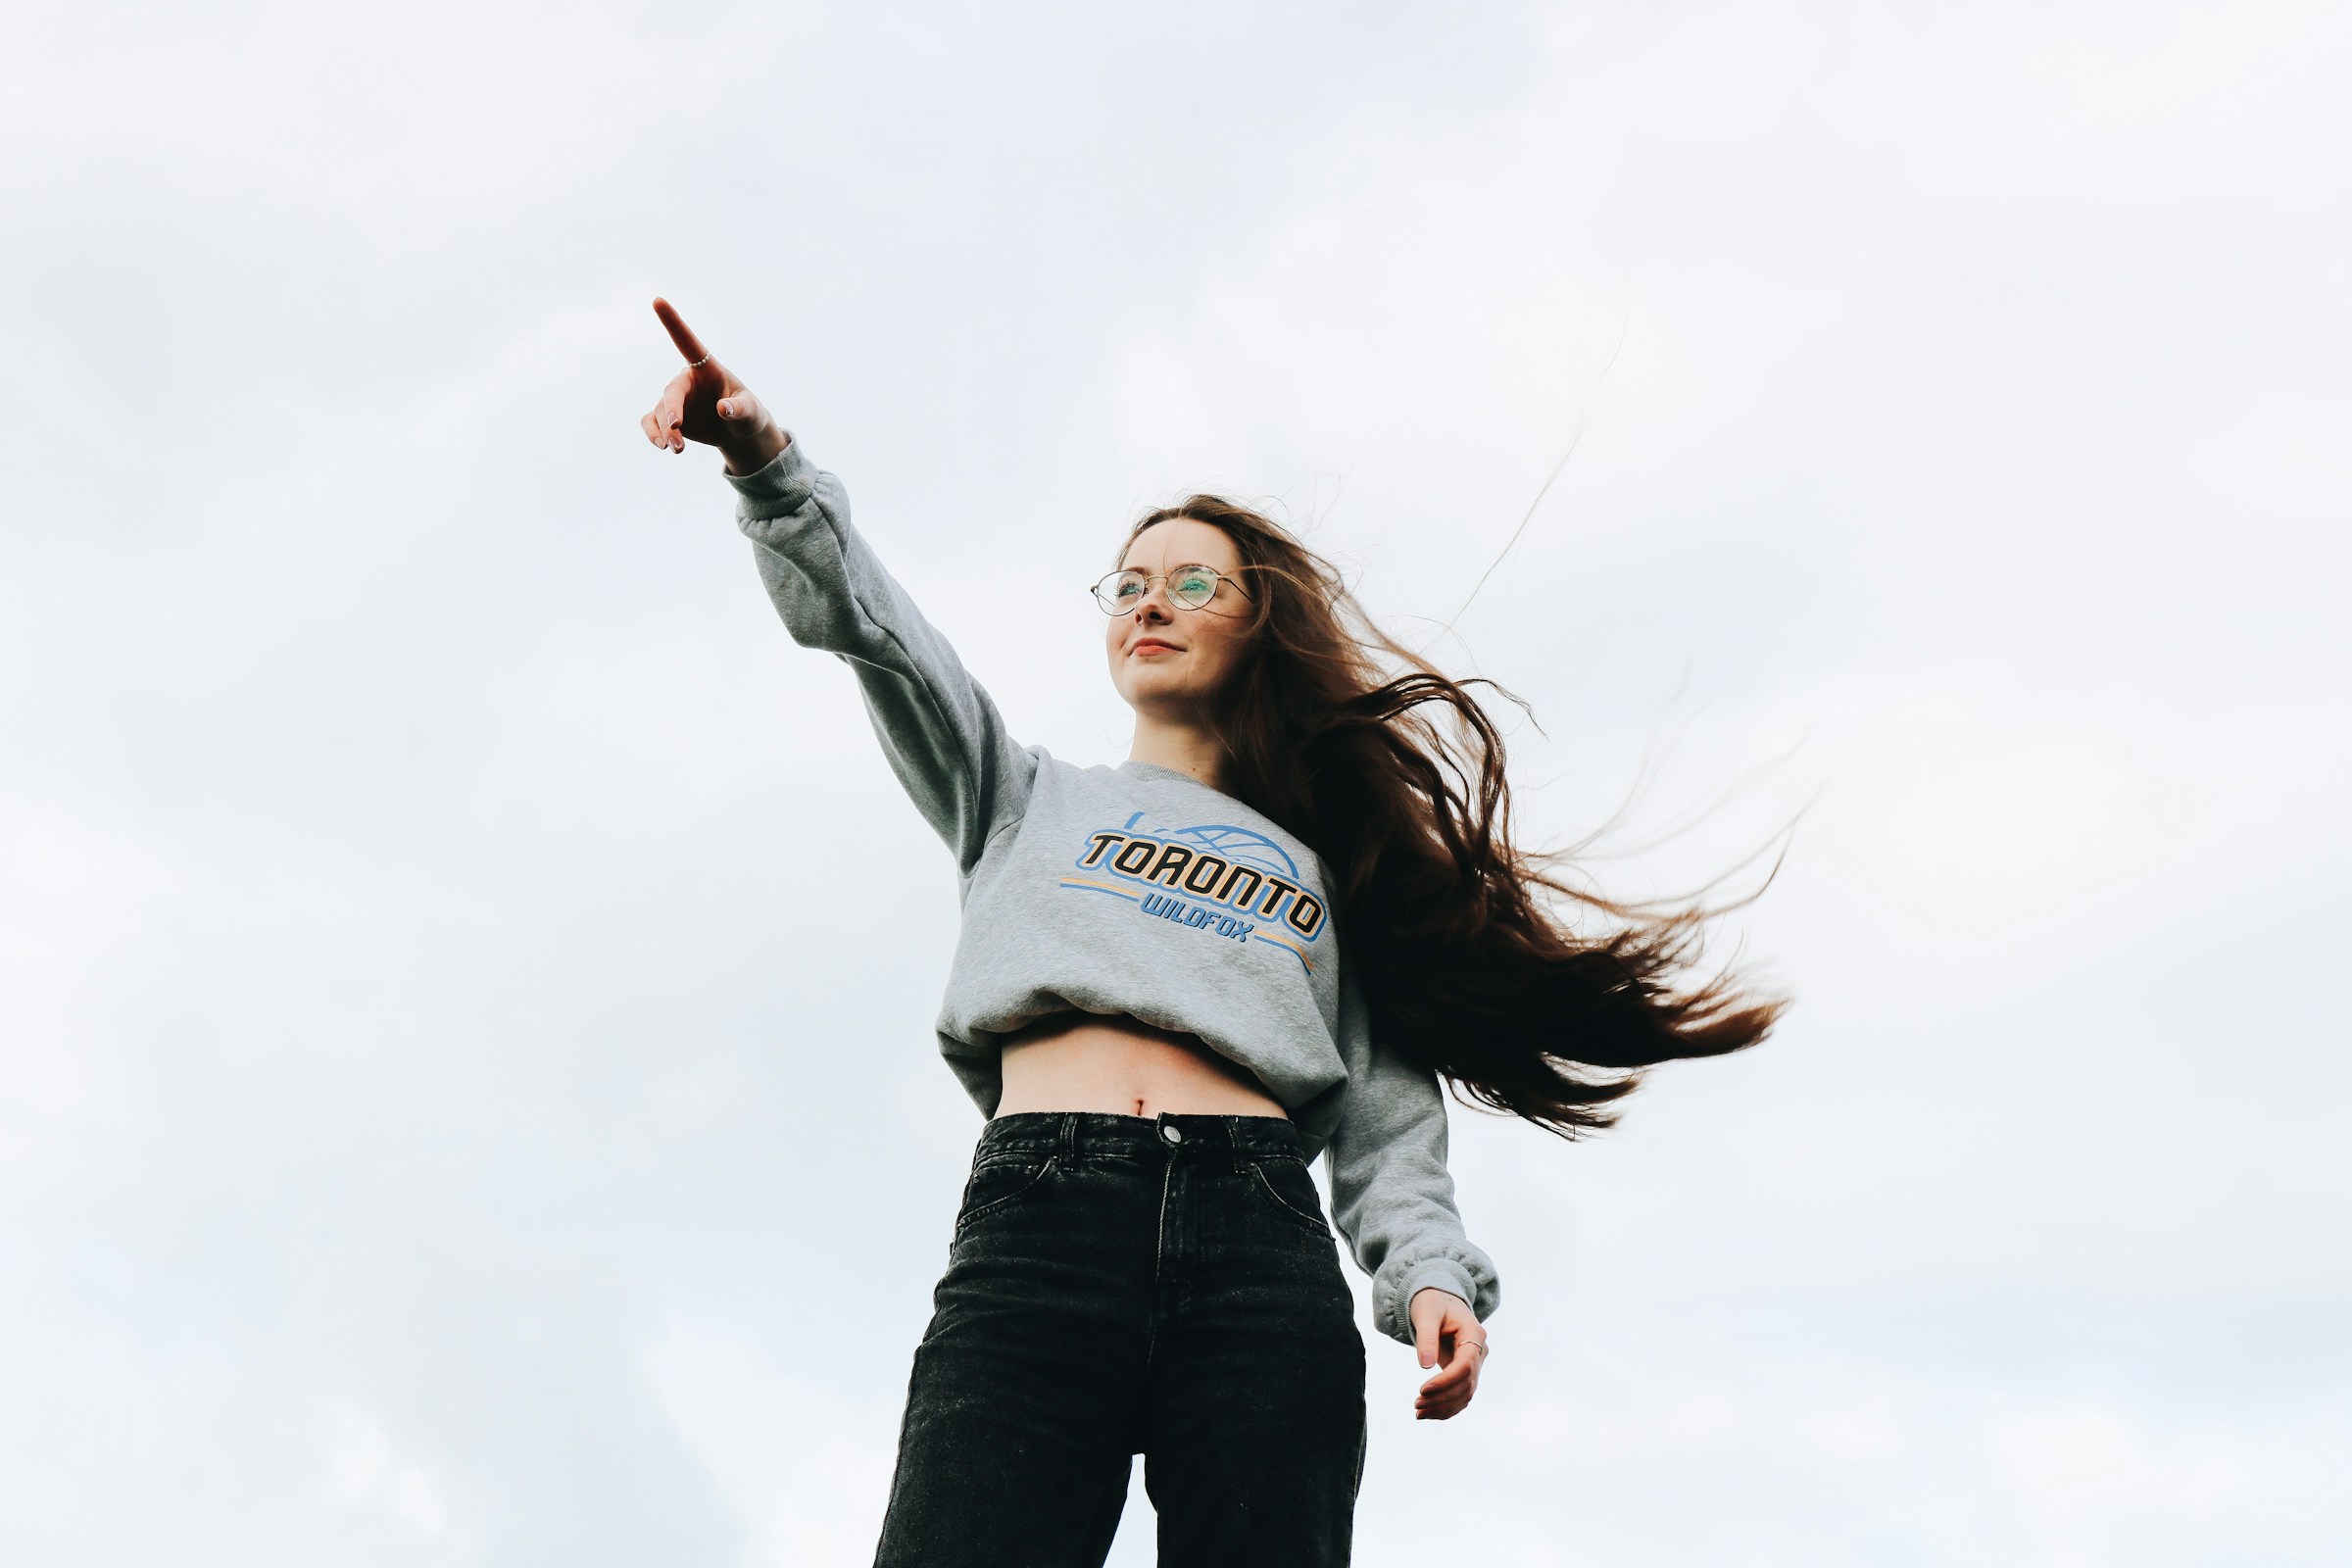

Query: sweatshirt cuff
[1376,1254,1491,1347]
[723,431,810,520]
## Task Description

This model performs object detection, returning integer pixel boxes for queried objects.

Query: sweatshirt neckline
[1115,759,1219,789]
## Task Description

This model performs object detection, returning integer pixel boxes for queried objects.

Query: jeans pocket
[953,1153,1057,1234]
[1248,1156,1335,1240]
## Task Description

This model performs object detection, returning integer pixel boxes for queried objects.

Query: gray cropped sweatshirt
[727,436,1500,1346]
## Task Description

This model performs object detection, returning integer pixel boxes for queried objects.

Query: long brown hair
[1122,496,1786,1139]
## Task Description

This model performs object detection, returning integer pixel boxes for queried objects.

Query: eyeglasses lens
[1098,572,1143,612]
[1169,568,1216,609]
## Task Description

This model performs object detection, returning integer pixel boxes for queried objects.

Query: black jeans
[873,1110,1368,1567]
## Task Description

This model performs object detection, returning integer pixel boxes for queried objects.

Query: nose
[1129,582,1176,623]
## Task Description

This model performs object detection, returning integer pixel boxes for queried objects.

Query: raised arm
[642,301,1037,873]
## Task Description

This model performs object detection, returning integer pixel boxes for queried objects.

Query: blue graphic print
[1057,810,1325,973]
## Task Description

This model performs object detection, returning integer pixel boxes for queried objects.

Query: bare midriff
[995,1011,1290,1120]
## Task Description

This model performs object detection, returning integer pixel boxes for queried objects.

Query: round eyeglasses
[1088,564,1251,614]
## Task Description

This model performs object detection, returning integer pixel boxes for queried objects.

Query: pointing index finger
[652,297,710,367]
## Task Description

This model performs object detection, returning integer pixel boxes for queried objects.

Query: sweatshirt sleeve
[1323,960,1502,1348]
[726,436,1039,875]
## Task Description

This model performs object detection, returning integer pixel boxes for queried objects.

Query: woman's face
[1103,517,1254,721]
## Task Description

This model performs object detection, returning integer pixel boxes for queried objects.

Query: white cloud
[322,1403,456,1540]
[644,1320,902,1567]
[4,0,2347,1563]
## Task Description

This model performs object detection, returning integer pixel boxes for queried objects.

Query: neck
[1127,713,1229,792]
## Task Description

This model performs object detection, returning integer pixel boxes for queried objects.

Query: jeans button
[1160,1123,1183,1145]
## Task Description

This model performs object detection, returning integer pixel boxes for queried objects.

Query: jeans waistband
[978,1109,1305,1165]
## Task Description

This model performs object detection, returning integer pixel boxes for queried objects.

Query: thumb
[1408,1285,1445,1366]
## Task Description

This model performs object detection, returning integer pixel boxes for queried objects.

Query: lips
[1130,638,1181,656]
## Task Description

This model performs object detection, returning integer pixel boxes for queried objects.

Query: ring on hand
[687,353,710,368]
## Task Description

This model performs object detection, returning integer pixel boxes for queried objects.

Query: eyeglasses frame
[1087,564,1254,615]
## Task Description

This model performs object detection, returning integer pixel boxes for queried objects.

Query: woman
[639,299,1782,1567]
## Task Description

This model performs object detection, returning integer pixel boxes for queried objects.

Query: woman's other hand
[640,298,788,476]
[1408,1286,1489,1420]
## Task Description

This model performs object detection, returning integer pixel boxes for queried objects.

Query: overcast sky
[4,2,2348,1564]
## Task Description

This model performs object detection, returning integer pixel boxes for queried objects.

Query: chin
[1126,675,1198,709]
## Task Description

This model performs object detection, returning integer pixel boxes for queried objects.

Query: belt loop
[1223,1114,1247,1175]
[1057,1113,1078,1170]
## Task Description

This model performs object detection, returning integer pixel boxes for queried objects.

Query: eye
[1112,573,1146,601]
[1172,566,1217,602]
